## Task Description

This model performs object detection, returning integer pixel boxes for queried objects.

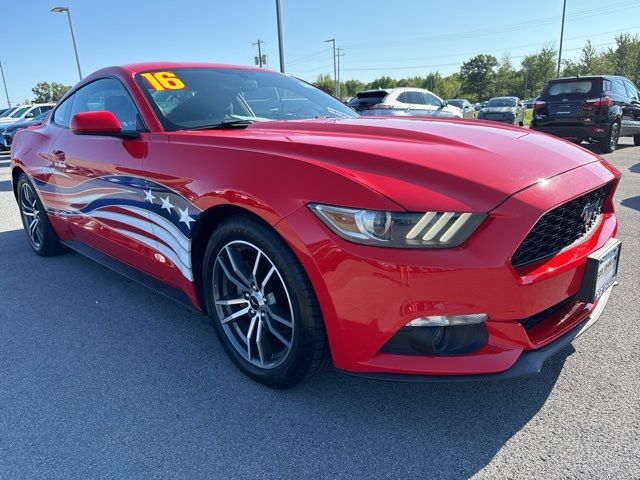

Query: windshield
[10,106,30,118]
[487,98,516,107]
[136,68,358,131]
[447,100,463,108]
[0,107,17,118]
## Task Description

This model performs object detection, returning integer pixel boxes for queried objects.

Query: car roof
[552,75,626,81]
[356,88,393,95]
[489,96,518,100]
[122,62,268,74]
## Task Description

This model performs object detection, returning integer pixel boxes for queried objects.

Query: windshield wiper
[188,119,254,130]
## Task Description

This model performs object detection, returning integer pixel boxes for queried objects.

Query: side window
[26,107,40,118]
[613,79,627,97]
[41,105,53,113]
[404,92,424,104]
[70,78,141,131]
[603,79,612,93]
[397,92,407,103]
[623,80,639,101]
[421,92,442,107]
[53,95,74,127]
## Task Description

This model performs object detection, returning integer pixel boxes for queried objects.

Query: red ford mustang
[11,63,621,388]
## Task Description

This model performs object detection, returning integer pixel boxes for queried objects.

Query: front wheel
[599,122,620,153]
[203,216,330,388]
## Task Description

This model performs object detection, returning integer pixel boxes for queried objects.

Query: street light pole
[51,6,82,81]
[0,60,10,108]
[275,0,285,73]
[324,38,337,97]
[556,0,567,78]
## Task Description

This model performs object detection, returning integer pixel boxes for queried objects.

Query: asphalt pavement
[0,140,638,479]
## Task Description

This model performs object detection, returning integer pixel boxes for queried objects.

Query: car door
[398,91,432,116]
[622,79,640,135]
[47,77,162,276]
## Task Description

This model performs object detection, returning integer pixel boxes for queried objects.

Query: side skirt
[61,239,200,312]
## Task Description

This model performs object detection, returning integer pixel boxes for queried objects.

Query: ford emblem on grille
[581,201,598,228]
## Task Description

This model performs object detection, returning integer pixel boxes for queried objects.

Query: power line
[341,1,639,50]
[339,40,621,73]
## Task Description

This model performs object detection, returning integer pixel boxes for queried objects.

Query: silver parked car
[446,98,476,118]
[347,88,463,118]
[477,96,526,126]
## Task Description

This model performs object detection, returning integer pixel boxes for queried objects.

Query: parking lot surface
[0,141,639,479]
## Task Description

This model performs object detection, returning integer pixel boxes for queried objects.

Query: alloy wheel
[19,182,44,249]
[212,240,295,369]
[610,123,620,151]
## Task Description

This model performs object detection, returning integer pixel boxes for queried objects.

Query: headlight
[309,204,486,248]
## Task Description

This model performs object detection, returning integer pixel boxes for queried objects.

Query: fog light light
[405,313,488,327]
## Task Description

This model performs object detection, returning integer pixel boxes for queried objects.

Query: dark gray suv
[530,75,640,153]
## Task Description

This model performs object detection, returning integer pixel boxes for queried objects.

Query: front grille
[512,184,610,268]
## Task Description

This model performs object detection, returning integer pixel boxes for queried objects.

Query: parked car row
[0,111,49,150]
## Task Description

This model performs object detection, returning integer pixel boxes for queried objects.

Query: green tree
[366,76,398,89]
[604,33,640,83]
[342,79,366,98]
[494,54,520,97]
[459,54,498,101]
[437,74,462,100]
[519,46,557,98]
[313,74,335,95]
[31,82,71,103]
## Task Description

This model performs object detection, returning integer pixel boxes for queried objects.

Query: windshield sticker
[141,72,187,91]
[327,107,352,118]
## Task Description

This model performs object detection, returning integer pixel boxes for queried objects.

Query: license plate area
[578,238,621,303]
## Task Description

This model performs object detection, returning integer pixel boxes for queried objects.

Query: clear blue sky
[2,0,640,107]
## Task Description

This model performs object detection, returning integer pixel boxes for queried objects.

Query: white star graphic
[160,196,174,214]
[144,189,156,203]
[178,206,195,230]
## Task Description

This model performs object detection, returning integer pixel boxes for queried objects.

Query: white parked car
[347,88,463,118]
[0,103,55,126]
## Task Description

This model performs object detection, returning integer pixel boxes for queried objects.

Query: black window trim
[50,75,149,132]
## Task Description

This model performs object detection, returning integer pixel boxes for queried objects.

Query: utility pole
[253,39,266,67]
[275,0,285,73]
[0,60,10,108]
[324,38,337,97]
[556,0,567,78]
[336,48,345,99]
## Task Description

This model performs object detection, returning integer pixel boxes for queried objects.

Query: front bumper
[339,285,614,382]
[478,113,515,124]
[277,160,619,378]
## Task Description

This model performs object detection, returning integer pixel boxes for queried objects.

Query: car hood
[173,117,601,213]
[481,106,517,113]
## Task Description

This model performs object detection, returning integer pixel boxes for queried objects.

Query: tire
[16,173,65,257]
[203,215,330,389]
[599,122,620,153]
[634,134,640,146]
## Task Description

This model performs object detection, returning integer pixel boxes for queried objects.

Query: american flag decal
[33,175,201,281]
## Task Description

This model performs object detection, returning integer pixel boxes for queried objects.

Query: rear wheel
[203,216,330,388]
[16,174,65,256]
[599,122,620,153]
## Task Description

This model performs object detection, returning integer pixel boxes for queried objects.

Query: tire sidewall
[203,216,320,388]
[17,174,47,254]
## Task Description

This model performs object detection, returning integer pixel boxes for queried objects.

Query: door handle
[52,150,66,168]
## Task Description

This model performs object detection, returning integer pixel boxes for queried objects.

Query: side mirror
[25,112,34,119]
[70,111,139,139]
[441,100,448,107]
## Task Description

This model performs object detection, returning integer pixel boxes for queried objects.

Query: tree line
[314,33,640,102]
